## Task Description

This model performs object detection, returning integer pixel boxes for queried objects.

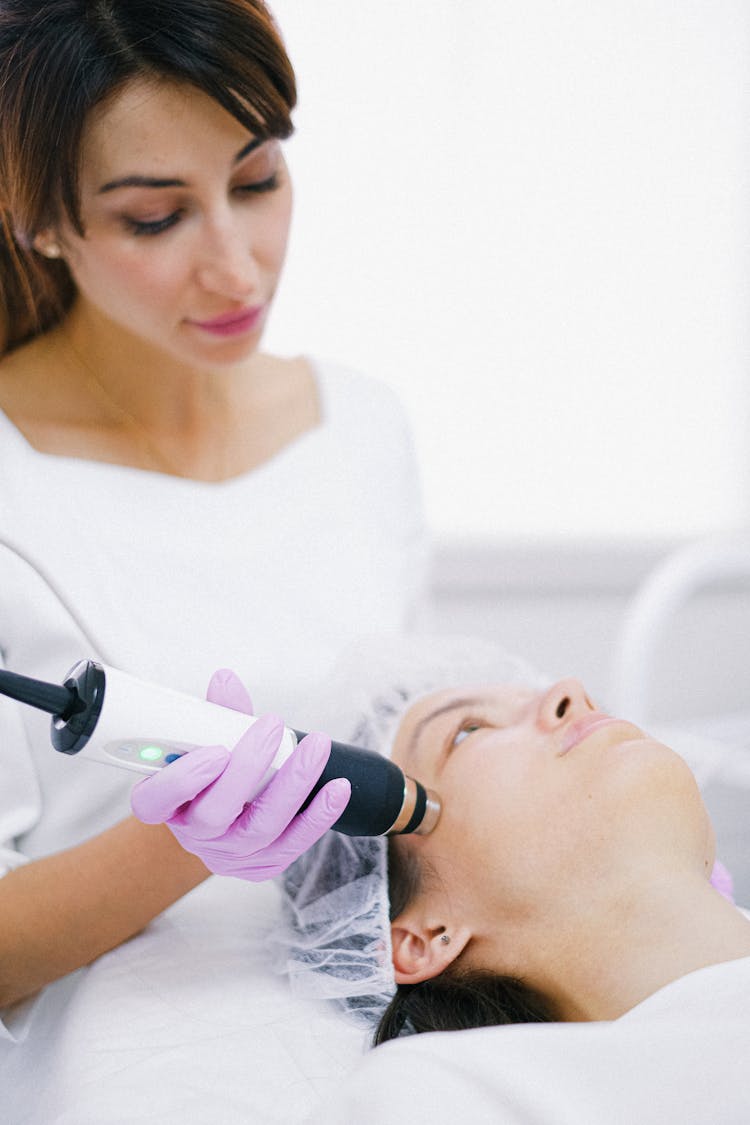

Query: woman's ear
[391,912,472,984]
[32,230,63,259]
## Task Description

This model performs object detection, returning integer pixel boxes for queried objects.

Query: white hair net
[274,633,549,1027]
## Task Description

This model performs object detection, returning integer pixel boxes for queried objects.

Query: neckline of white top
[0,354,330,489]
[619,942,750,1023]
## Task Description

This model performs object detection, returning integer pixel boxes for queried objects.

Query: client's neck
[533,875,750,1022]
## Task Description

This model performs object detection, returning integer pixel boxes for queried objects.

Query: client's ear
[391,912,472,984]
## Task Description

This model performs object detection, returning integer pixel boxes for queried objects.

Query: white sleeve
[0,649,40,877]
[0,650,43,1043]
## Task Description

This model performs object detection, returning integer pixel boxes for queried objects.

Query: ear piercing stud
[34,238,62,259]
[440,933,451,945]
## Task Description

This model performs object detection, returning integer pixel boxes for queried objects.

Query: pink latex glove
[130,668,351,880]
[709,858,735,904]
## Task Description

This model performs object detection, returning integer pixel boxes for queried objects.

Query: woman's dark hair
[374,838,557,1045]
[0,0,296,354]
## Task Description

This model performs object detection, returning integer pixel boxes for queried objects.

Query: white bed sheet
[1,877,368,1125]
[308,953,750,1125]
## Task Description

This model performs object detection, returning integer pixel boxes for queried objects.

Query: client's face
[390,677,715,951]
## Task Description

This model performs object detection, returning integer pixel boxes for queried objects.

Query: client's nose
[537,677,594,730]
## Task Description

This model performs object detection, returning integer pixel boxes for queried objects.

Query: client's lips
[558,713,633,756]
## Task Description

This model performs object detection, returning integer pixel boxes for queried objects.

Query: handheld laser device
[0,660,441,837]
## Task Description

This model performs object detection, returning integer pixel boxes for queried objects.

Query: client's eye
[452,723,482,748]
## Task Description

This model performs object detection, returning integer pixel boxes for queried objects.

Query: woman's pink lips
[188,305,265,336]
[559,714,630,756]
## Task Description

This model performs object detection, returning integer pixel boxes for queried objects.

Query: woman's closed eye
[123,211,186,237]
[234,172,279,197]
[122,174,282,237]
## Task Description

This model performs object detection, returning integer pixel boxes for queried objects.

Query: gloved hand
[709,858,735,904]
[130,668,351,880]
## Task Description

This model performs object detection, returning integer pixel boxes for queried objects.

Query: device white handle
[75,664,298,780]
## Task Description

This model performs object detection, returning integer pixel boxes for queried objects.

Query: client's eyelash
[450,722,484,748]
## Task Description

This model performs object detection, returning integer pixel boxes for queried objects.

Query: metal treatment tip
[414,789,441,835]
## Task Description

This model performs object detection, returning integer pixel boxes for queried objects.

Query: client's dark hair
[374,839,557,1045]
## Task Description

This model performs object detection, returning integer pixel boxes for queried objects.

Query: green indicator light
[139,745,164,762]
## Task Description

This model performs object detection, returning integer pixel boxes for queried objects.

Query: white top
[309,950,750,1125]
[0,357,427,866]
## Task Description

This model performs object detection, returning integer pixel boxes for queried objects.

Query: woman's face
[52,78,292,368]
[391,678,715,932]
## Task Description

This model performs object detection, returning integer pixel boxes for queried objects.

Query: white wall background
[262,2,750,733]
[265,0,750,543]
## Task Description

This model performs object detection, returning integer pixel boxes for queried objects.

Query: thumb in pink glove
[130,668,351,881]
[709,858,735,904]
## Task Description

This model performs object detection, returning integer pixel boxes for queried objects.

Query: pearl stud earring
[34,238,62,259]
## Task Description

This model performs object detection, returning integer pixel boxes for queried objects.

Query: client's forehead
[408,682,536,723]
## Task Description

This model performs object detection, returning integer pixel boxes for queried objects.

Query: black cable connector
[0,668,79,719]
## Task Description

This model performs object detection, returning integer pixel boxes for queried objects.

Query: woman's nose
[536,677,595,731]
[195,223,260,299]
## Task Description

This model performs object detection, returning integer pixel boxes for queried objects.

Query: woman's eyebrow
[233,137,263,163]
[409,698,482,753]
[97,137,263,194]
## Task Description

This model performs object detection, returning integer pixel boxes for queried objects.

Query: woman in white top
[0,0,426,1020]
